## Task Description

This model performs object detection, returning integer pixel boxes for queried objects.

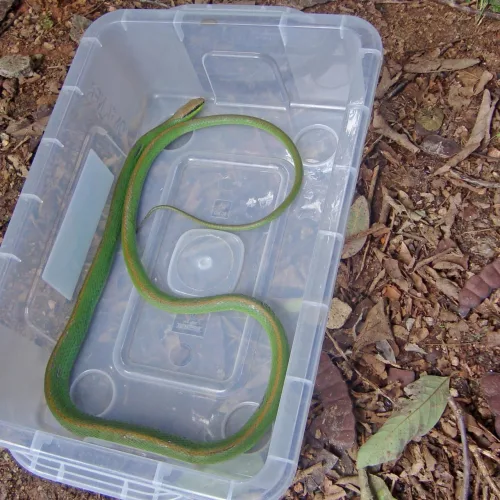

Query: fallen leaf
[415,107,444,133]
[357,376,450,468]
[310,352,356,449]
[384,258,410,292]
[422,445,437,472]
[404,57,480,73]
[376,339,397,364]
[473,70,494,95]
[368,474,396,500]
[376,65,401,99]
[373,111,419,154]
[480,373,500,436]
[387,368,416,387]
[342,195,370,259]
[441,420,458,439]
[398,241,414,267]
[419,266,460,301]
[435,90,495,174]
[327,298,352,330]
[404,343,427,355]
[458,258,500,316]
[353,300,397,356]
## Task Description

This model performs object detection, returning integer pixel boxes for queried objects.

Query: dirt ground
[1,0,500,499]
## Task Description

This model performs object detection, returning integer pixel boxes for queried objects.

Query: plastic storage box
[0,5,382,499]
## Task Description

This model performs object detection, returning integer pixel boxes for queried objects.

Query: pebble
[69,14,91,43]
[326,298,352,330]
[0,55,33,79]
[43,42,54,51]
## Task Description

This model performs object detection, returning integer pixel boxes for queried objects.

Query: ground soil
[1,0,500,499]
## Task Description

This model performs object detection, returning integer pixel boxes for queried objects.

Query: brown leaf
[310,352,356,449]
[435,90,495,174]
[373,110,419,154]
[6,115,50,138]
[480,373,500,436]
[353,299,396,356]
[387,367,416,387]
[422,445,437,472]
[398,241,415,267]
[458,258,500,316]
[404,57,480,73]
[384,258,410,292]
[376,65,401,99]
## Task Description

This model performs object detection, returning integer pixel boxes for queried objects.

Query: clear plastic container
[0,5,382,499]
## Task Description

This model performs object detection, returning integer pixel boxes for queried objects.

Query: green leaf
[357,375,450,468]
[369,474,397,500]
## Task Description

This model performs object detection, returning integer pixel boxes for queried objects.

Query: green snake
[44,98,304,464]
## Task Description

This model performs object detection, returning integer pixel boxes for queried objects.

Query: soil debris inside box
[1,0,500,499]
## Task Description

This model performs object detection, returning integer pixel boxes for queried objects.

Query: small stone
[388,367,415,387]
[451,356,459,367]
[470,242,495,260]
[420,134,461,158]
[70,14,91,43]
[0,55,33,78]
[0,0,16,24]
[326,298,352,330]
[43,42,54,50]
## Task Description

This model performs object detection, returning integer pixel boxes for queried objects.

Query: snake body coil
[44,98,304,464]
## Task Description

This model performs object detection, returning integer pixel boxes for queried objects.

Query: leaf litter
[0,0,500,499]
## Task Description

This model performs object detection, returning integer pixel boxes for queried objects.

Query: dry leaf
[353,299,396,356]
[480,373,500,436]
[458,258,500,316]
[342,196,370,259]
[404,57,480,73]
[405,343,427,355]
[398,242,414,267]
[373,110,419,154]
[434,90,494,174]
[376,65,401,99]
[384,258,410,292]
[310,352,356,449]
[422,445,437,472]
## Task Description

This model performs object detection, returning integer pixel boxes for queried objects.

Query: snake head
[172,98,205,121]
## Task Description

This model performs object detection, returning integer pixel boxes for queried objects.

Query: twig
[413,248,455,272]
[382,75,417,102]
[292,462,324,484]
[470,444,500,498]
[448,169,500,189]
[345,223,389,243]
[326,331,395,405]
[367,165,380,208]
[431,0,500,21]
[355,240,371,281]
[448,397,470,500]
[478,448,500,465]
